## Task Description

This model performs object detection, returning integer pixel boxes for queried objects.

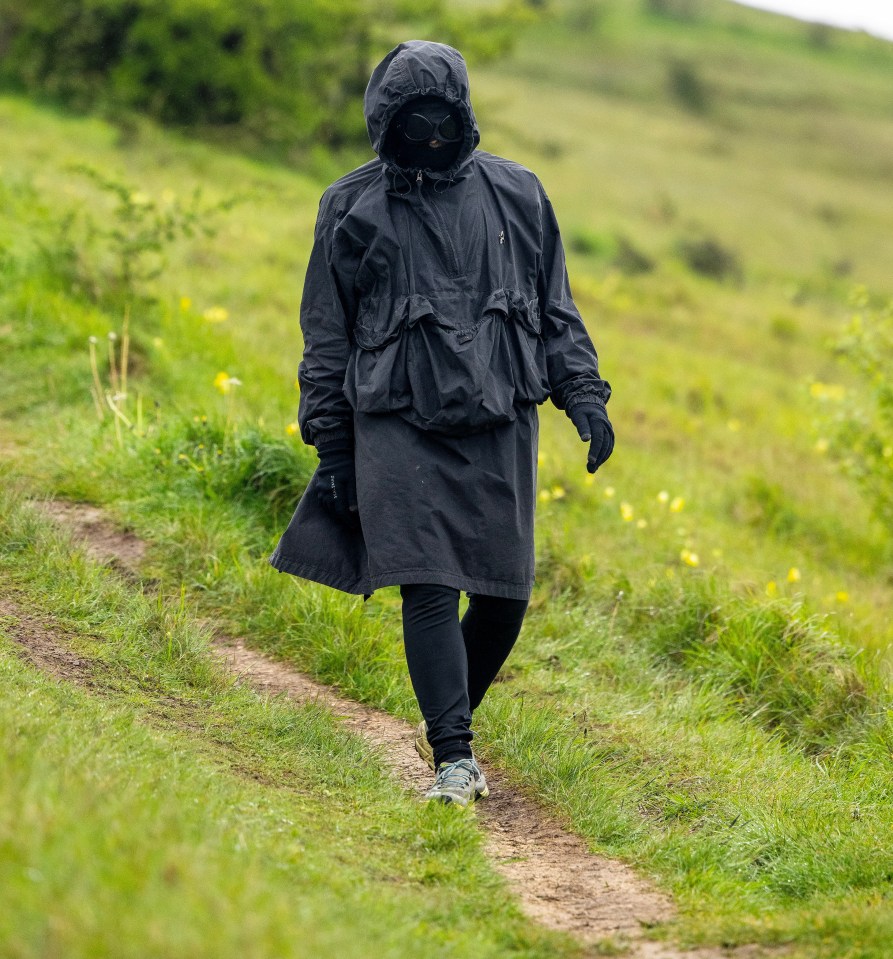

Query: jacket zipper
[415,169,462,277]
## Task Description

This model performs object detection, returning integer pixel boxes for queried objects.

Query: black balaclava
[384,95,464,172]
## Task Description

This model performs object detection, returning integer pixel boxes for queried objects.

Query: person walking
[269,39,614,806]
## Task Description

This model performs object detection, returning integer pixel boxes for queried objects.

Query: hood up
[364,39,481,187]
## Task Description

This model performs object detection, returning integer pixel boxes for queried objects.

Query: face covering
[385,95,465,172]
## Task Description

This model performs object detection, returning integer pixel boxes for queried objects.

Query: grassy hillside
[3,0,893,956]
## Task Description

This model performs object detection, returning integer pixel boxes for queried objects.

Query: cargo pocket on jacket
[486,289,551,406]
[343,296,413,415]
[344,290,550,436]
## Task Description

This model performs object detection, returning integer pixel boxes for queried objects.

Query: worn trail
[14,497,770,958]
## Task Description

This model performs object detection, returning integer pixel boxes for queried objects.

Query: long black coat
[269,39,612,602]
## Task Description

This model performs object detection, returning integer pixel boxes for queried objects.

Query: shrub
[666,58,711,114]
[0,0,533,153]
[675,232,741,281]
[819,288,893,536]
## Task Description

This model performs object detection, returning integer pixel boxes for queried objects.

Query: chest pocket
[343,288,551,437]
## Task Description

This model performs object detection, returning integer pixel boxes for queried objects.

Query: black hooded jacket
[296,38,611,450]
[269,39,611,602]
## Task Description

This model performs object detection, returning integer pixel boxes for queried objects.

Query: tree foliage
[0,0,536,152]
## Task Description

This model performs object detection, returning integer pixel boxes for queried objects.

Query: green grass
[0,482,582,959]
[4,0,893,954]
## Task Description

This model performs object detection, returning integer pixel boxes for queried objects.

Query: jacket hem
[368,567,533,601]
[268,553,533,601]
[267,553,369,596]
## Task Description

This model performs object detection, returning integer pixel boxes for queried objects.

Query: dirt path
[17,497,772,958]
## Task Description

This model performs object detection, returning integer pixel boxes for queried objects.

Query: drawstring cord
[390,167,413,195]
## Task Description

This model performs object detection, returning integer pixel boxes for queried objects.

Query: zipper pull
[416,170,423,187]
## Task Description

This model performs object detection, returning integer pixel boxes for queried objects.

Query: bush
[666,58,711,114]
[0,0,534,153]
[675,232,741,281]
[819,289,893,536]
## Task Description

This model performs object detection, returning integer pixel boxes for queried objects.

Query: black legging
[400,583,529,769]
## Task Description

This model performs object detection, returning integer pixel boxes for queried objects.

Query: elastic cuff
[565,392,607,413]
[313,427,354,450]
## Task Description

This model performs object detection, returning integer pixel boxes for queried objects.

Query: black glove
[313,437,360,528]
[568,402,614,474]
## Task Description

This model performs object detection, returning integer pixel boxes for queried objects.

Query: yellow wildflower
[603,486,616,499]
[669,496,685,513]
[636,518,648,529]
[810,382,846,402]
[203,306,229,323]
[836,591,849,603]
[537,451,547,466]
[680,548,699,567]
[129,191,151,206]
[787,567,801,583]
[214,371,242,395]
[152,337,164,348]
[727,419,742,432]
[584,473,595,485]
[551,485,566,499]
[620,501,634,521]
[657,490,670,504]
[765,580,778,597]
[539,490,552,502]
[285,422,299,436]
[815,438,829,454]
[180,296,192,311]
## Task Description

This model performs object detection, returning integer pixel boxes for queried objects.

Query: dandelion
[657,490,670,504]
[180,296,192,311]
[836,590,849,603]
[766,580,778,597]
[815,438,829,454]
[286,422,299,436]
[603,486,616,499]
[203,306,229,323]
[551,485,566,500]
[809,381,846,402]
[620,501,634,522]
[636,518,648,529]
[294,378,301,392]
[787,567,801,583]
[680,548,699,567]
[584,473,595,486]
[539,490,552,502]
[669,496,685,513]
[214,371,242,395]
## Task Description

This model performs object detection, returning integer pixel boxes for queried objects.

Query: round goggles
[400,111,463,143]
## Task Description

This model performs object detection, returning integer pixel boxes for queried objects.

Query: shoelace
[433,759,477,791]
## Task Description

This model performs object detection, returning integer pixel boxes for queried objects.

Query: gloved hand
[313,437,360,528]
[568,402,614,474]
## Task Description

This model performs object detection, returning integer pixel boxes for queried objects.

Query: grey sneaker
[425,758,478,807]
[415,720,489,799]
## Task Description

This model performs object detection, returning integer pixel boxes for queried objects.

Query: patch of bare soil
[33,499,146,574]
[20,497,778,958]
